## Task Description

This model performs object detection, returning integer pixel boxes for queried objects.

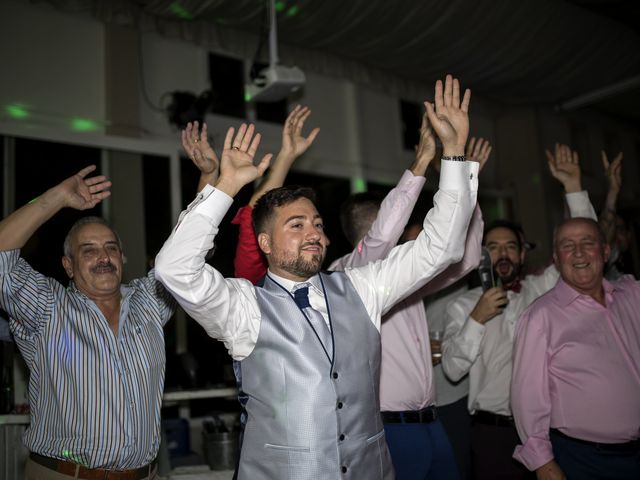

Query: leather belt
[29,452,156,480]
[550,429,640,453]
[472,410,515,428]
[381,406,437,424]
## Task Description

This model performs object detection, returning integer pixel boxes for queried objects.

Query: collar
[266,270,324,296]
[553,277,616,307]
[67,280,129,302]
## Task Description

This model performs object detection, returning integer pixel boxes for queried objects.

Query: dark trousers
[437,396,472,480]
[471,421,534,480]
[550,429,640,480]
[384,418,460,480]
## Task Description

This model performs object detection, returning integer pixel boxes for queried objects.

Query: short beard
[272,243,325,279]
[282,254,323,278]
[493,259,521,285]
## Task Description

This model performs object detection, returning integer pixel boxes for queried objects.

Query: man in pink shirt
[511,217,640,480]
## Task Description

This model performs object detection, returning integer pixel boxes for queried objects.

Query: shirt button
[341,466,347,473]
[339,434,345,441]
[332,372,339,379]
[337,402,343,409]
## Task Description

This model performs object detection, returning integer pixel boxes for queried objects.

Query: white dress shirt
[440,191,596,415]
[155,160,478,361]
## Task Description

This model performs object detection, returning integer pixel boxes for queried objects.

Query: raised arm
[329,111,435,270]
[155,124,271,358]
[249,105,319,206]
[418,138,492,294]
[0,165,111,251]
[546,143,597,220]
[598,150,623,245]
[348,75,478,324]
[233,106,319,282]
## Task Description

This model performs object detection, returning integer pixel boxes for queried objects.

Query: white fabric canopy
[36,0,640,106]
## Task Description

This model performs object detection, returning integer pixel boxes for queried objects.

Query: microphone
[478,247,495,291]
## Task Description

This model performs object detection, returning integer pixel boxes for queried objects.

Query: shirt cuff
[401,169,427,190]
[192,187,234,225]
[439,160,479,192]
[462,314,486,340]
[565,191,593,217]
[513,436,555,471]
[0,250,20,274]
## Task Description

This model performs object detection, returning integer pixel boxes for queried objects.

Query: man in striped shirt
[0,166,175,479]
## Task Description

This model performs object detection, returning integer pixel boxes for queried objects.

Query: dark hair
[339,192,384,246]
[483,219,524,250]
[63,216,123,257]
[252,185,317,234]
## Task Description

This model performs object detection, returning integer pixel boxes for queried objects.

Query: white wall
[140,32,211,139]
[0,0,105,131]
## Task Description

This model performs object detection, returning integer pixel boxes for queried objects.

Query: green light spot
[169,2,193,20]
[351,177,367,193]
[244,91,253,102]
[275,1,286,12]
[6,104,29,119]
[531,173,541,185]
[28,196,40,205]
[71,118,98,132]
[286,5,299,17]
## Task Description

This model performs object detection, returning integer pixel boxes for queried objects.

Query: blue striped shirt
[0,249,175,469]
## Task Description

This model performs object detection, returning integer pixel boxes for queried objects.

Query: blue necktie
[293,285,333,358]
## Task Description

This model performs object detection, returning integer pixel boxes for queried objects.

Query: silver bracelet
[441,155,466,162]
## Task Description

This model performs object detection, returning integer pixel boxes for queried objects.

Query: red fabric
[504,277,522,293]
[231,205,268,285]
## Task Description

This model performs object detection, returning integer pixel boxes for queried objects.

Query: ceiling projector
[245,64,306,103]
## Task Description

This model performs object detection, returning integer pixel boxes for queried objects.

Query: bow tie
[503,278,522,293]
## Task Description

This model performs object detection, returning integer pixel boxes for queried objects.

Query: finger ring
[232,146,240,150]
[193,138,200,143]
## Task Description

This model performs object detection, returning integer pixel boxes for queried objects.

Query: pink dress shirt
[330,171,483,411]
[511,276,640,471]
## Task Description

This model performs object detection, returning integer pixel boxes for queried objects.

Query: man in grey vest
[155,75,478,479]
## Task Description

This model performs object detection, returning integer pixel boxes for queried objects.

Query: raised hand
[470,287,508,325]
[0,165,111,252]
[601,150,623,194]
[280,105,320,160]
[466,137,492,171]
[60,165,111,210]
[413,111,437,174]
[182,121,219,177]
[425,75,471,156]
[248,105,319,206]
[215,124,272,198]
[546,143,581,193]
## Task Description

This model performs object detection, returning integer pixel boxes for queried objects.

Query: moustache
[495,259,515,268]
[91,262,116,274]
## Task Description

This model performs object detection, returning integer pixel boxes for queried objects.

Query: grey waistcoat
[238,272,394,480]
